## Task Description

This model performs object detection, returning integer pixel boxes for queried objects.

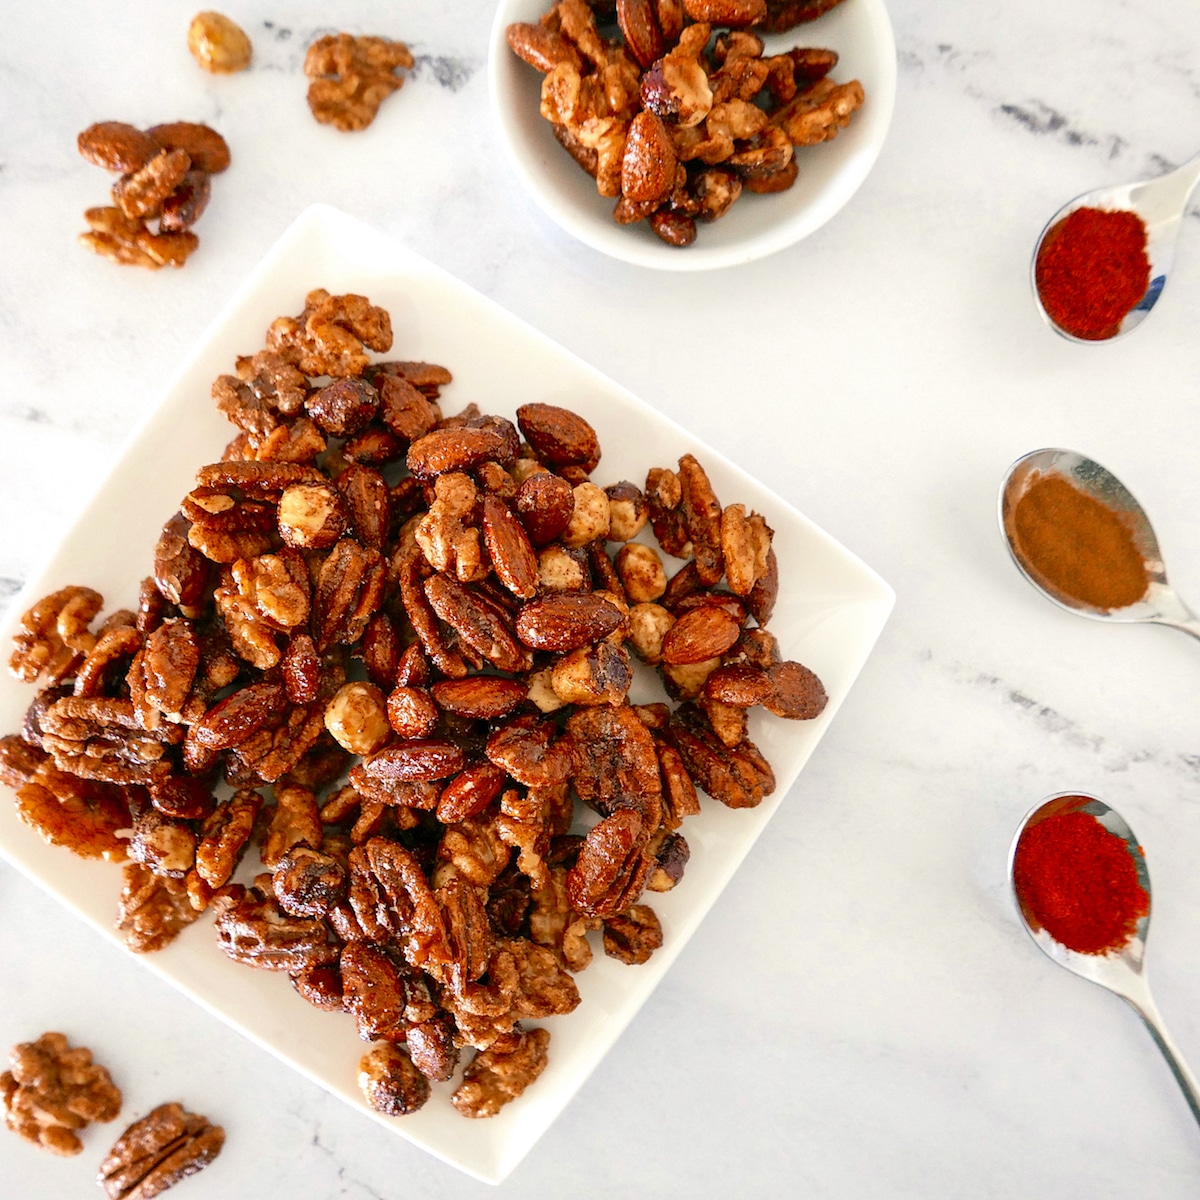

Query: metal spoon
[1009,791,1200,1125]
[1031,151,1200,342]
[999,448,1200,641]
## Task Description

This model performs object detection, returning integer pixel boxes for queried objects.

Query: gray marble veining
[2,1,1200,1197]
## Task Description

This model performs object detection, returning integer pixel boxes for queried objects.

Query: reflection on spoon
[1009,792,1200,1126]
[1031,151,1200,343]
[998,448,1200,642]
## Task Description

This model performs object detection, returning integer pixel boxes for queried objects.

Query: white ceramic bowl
[488,0,897,270]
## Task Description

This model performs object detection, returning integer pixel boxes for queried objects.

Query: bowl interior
[488,0,897,270]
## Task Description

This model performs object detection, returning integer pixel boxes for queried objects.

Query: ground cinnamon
[1010,472,1148,610]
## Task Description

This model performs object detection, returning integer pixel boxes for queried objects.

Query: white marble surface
[2,1,1200,1196]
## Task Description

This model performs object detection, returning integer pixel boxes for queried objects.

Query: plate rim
[0,203,895,1183]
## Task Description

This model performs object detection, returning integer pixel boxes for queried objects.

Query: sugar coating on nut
[506,0,863,245]
[0,287,828,1126]
[188,11,253,74]
[1,1032,122,1156]
[325,682,391,755]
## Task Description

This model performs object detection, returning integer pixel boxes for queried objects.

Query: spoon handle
[1123,992,1200,1127]
[1155,614,1200,643]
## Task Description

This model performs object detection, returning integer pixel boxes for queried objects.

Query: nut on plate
[0,286,832,1123]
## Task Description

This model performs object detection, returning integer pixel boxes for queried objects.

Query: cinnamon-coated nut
[324,682,391,755]
[561,483,611,547]
[615,543,667,603]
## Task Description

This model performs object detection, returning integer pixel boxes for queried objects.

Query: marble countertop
[3,1,1200,1196]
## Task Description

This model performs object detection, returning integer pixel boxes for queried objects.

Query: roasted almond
[621,111,677,204]
[431,676,528,720]
[77,121,158,173]
[358,739,465,783]
[763,660,828,720]
[659,605,741,665]
[481,495,539,599]
[617,0,666,68]
[514,473,575,546]
[703,662,773,707]
[515,403,600,471]
[515,593,624,651]
[436,763,508,823]
[684,0,767,25]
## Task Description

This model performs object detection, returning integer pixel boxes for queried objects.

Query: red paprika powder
[1013,807,1148,954]
[1034,206,1151,340]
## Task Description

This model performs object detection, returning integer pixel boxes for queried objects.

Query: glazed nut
[641,53,714,127]
[515,403,601,471]
[112,149,191,221]
[626,601,674,664]
[684,0,767,24]
[385,685,440,739]
[602,902,664,964]
[2,1032,122,1156]
[615,543,667,603]
[561,483,611,547]
[621,110,677,204]
[278,481,349,549]
[324,682,391,755]
[515,472,575,546]
[98,1103,224,1199]
[661,655,722,699]
[550,642,633,706]
[77,122,158,173]
[525,665,565,713]
[305,33,415,132]
[604,481,649,542]
[359,1044,430,1116]
[188,11,253,74]
[537,543,590,592]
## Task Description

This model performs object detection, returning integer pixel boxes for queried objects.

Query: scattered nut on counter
[0,288,828,1118]
[76,120,231,269]
[305,33,415,131]
[187,11,253,74]
[98,1102,224,1199]
[1,1032,122,1156]
[507,0,864,246]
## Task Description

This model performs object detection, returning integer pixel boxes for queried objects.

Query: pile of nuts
[506,0,863,246]
[0,289,827,1119]
[76,120,231,270]
[2,1031,222,1199]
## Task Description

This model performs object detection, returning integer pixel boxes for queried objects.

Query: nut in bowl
[488,0,896,269]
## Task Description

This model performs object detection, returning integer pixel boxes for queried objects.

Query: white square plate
[0,205,893,1184]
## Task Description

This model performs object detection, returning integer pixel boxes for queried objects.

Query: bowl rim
[487,0,898,271]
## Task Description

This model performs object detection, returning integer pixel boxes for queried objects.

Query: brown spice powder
[1011,473,1149,610]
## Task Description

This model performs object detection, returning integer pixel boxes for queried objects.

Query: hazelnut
[627,602,675,664]
[615,543,667,603]
[561,482,610,547]
[324,682,391,755]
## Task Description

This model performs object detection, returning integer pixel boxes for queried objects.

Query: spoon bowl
[999,448,1200,640]
[1031,152,1200,343]
[1010,792,1200,1124]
